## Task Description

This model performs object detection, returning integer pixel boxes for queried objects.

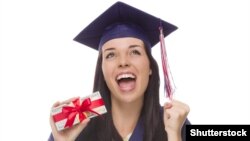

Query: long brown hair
[76,44,168,141]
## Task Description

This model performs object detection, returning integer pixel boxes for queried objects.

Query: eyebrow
[103,47,115,52]
[129,44,141,48]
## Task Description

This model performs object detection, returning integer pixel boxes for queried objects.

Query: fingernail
[164,103,172,108]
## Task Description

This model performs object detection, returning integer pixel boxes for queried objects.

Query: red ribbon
[53,98,104,128]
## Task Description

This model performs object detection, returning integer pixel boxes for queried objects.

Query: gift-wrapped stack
[51,91,107,131]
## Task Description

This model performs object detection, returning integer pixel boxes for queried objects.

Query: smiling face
[101,37,152,104]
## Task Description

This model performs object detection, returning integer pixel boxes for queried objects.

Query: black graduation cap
[73,1,178,50]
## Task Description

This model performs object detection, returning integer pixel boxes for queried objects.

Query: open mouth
[116,73,136,91]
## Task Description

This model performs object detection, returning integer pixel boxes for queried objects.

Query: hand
[49,97,90,141]
[163,99,190,141]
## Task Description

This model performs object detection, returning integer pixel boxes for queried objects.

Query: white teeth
[116,73,135,80]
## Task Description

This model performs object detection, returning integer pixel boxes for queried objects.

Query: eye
[130,49,141,56]
[105,52,115,59]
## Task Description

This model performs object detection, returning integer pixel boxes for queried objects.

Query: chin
[119,92,144,104]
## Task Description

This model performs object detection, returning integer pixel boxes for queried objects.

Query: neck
[111,97,143,138]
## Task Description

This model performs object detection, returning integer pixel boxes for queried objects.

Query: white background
[0,0,249,140]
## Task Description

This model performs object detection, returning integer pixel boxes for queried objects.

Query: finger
[163,107,172,122]
[79,118,90,127]
[170,99,186,107]
[164,105,190,122]
[60,97,80,105]
[49,114,60,136]
[168,100,190,112]
[51,96,79,108]
[50,101,61,132]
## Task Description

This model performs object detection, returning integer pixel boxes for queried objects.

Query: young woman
[49,2,190,141]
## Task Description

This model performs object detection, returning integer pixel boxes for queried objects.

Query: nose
[118,55,130,68]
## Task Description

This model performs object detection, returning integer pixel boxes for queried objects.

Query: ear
[149,69,152,75]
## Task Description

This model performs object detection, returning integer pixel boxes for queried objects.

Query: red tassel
[159,26,175,100]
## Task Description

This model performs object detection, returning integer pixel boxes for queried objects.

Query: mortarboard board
[73,1,178,50]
